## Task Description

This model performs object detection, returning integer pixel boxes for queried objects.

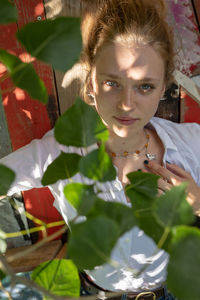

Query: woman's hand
[144,161,200,216]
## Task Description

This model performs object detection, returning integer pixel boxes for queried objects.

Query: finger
[139,168,149,173]
[158,177,173,192]
[145,160,180,184]
[165,163,192,179]
[157,188,164,196]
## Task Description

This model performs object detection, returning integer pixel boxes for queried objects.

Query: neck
[106,128,148,154]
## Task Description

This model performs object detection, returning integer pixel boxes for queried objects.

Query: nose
[117,87,136,111]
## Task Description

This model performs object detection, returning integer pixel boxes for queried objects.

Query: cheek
[97,87,116,101]
[138,94,160,113]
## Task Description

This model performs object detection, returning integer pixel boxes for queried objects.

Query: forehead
[94,43,165,80]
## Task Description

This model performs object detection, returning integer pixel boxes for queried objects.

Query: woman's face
[90,42,166,138]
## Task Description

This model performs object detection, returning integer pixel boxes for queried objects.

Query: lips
[113,116,138,125]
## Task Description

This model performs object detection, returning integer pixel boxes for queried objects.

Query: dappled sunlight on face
[112,123,134,138]
[91,42,166,139]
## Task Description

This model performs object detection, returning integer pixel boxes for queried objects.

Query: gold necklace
[109,132,150,158]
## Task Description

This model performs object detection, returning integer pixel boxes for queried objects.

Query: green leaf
[0,229,7,254]
[55,97,109,147]
[153,183,194,228]
[64,183,97,215]
[32,259,80,298]
[68,216,120,270]
[0,49,48,103]
[133,208,171,250]
[0,269,6,280]
[0,239,7,254]
[0,0,18,24]
[42,152,81,185]
[17,17,82,71]
[0,164,15,195]
[125,173,170,249]
[79,145,116,182]
[125,172,159,213]
[167,226,200,300]
[126,171,159,199]
[88,198,137,235]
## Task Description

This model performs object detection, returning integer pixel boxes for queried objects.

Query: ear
[87,78,96,105]
[160,82,166,100]
[89,78,95,97]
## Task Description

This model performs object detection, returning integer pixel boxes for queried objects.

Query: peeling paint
[166,0,200,76]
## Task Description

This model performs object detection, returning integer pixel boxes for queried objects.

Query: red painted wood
[24,188,63,240]
[15,0,46,27]
[181,90,200,124]
[0,1,63,241]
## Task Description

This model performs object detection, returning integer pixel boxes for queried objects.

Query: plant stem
[0,280,13,300]
[6,224,68,263]
[157,227,170,249]
[0,72,9,83]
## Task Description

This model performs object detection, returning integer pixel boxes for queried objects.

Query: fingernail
[137,169,142,171]
[144,160,149,165]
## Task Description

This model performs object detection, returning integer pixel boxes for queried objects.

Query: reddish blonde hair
[80,0,175,103]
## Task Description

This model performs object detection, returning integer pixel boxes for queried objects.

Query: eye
[104,80,119,88]
[138,84,155,93]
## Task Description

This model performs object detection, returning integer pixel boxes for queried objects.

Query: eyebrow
[99,73,160,82]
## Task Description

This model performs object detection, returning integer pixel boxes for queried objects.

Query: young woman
[1,0,200,299]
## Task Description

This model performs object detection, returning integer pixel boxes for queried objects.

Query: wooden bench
[5,240,67,273]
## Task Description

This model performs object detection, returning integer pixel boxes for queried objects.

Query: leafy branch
[1,1,200,300]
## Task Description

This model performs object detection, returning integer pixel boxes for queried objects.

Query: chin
[112,126,131,138]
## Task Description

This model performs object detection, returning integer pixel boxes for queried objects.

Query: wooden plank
[193,0,200,26]
[44,0,82,113]
[174,70,200,104]
[55,64,84,113]
[5,240,66,273]
[0,1,59,150]
[155,83,180,122]
[23,188,64,241]
[180,89,200,124]
[0,96,12,158]
[0,22,18,155]
[0,1,63,243]
[15,0,46,27]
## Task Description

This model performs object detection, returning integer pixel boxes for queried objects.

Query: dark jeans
[81,285,178,300]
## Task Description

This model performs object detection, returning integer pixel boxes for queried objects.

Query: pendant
[146,153,156,161]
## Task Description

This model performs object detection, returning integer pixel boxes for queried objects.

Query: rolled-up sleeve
[0,129,62,195]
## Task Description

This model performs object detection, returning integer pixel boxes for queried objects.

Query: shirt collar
[149,117,178,152]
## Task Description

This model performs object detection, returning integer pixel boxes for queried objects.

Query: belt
[80,272,165,300]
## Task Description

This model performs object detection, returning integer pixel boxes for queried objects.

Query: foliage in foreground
[0,1,200,300]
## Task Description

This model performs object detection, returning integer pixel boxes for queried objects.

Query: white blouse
[1,117,200,292]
